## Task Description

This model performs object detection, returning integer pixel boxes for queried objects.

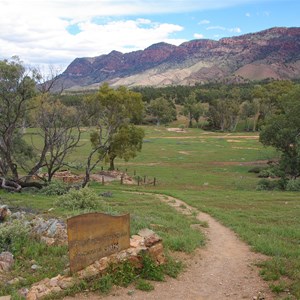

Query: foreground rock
[31,218,67,246]
[0,205,11,222]
[25,229,164,300]
[0,252,14,272]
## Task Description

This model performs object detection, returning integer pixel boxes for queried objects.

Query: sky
[0,0,299,73]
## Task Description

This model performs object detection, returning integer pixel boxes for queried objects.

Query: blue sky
[0,0,299,72]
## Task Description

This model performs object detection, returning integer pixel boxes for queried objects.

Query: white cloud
[245,12,251,17]
[194,33,205,39]
[229,27,242,33]
[199,19,210,25]
[206,26,241,33]
[206,26,226,31]
[0,0,262,69]
[0,11,184,70]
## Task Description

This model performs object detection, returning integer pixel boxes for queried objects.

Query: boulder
[0,205,11,222]
[0,252,14,272]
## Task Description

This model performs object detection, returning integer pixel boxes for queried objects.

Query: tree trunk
[0,177,21,192]
[82,171,90,188]
[253,112,260,131]
[109,156,116,171]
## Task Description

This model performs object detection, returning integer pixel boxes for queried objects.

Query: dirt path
[65,195,274,300]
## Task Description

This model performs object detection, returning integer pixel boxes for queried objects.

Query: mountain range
[56,27,300,91]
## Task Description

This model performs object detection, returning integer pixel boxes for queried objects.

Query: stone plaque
[67,212,130,273]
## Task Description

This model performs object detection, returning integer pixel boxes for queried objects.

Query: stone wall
[26,229,165,300]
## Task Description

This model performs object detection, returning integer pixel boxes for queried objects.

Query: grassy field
[2,126,300,299]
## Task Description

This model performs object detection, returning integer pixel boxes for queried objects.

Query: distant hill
[55,27,300,91]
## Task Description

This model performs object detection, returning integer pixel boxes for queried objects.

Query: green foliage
[0,219,30,252]
[109,261,137,287]
[40,180,69,196]
[83,83,144,186]
[0,57,37,179]
[135,279,154,291]
[140,253,164,281]
[147,97,176,125]
[107,124,145,170]
[286,179,300,191]
[270,282,287,294]
[259,86,300,179]
[248,166,266,173]
[55,188,99,210]
[258,167,278,178]
[256,179,283,191]
[92,274,113,294]
[182,92,204,128]
[162,255,184,278]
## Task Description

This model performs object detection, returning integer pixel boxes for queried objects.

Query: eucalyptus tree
[83,83,144,187]
[0,57,36,185]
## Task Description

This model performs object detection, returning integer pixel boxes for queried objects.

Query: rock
[40,236,55,246]
[0,205,11,222]
[26,292,37,300]
[138,228,156,238]
[7,277,23,285]
[138,228,161,247]
[0,252,14,272]
[0,296,11,300]
[57,277,74,289]
[94,257,109,272]
[144,234,161,247]
[31,264,41,271]
[31,217,67,246]
[11,211,26,220]
[148,242,165,264]
[18,287,29,298]
[130,235,144,248]
[47,219,58,237]
[77,265,99,279]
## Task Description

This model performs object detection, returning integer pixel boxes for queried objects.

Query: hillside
[56,27,300,91]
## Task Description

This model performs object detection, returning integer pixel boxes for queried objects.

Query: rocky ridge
[55,27,300,91]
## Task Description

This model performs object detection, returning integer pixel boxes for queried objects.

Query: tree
[147,97,176,125]
[106,125,145,170]
[0,57,36,183]
[182,92,206,128]
[240,100,255,131]
[0,57,83,191]
[252,81,294,131]
[260,86,300,179]
[83,83,144,186]
[29,94,81,182]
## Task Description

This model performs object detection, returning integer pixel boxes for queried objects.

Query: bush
[55,188,99,210]
[256,178,286,191]
[40,180,69,196]
[286,179,300,191]
[248,166,266,174]
[135,279,154,291]
[0,219,30,252]
[258,168,277,178]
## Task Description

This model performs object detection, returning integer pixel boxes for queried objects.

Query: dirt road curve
[65,195,274,300]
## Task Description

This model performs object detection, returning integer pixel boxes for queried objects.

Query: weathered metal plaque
[67,212,130,273]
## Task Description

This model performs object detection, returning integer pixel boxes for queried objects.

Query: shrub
[140,253,164,281]
[40,180,69,196]
[0,219,30,252]
[258,168,277,178]
[135,279,154,291]
[248,166,266,174]
[286,179,300,191]
[256,178,286,191]
[55,188,99,210]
